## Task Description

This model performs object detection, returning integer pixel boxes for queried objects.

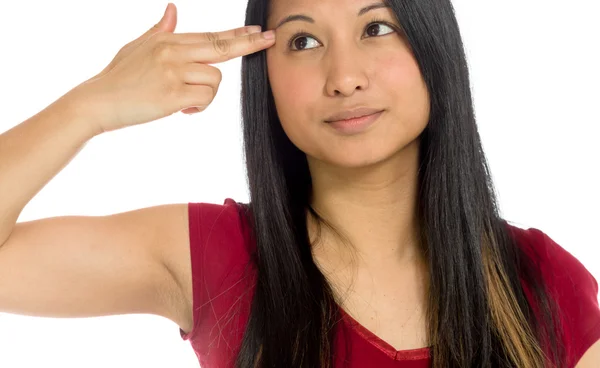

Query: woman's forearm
[0,90,101,246]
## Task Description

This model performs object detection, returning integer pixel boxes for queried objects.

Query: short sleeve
[529,228,600,367]
[179,198,254,343]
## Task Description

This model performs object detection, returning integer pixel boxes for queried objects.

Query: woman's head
[237,1,566,367]
[264,0,430,169]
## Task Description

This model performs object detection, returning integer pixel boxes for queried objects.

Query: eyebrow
[274,2,391,30]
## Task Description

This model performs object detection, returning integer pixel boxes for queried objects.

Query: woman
[0,1,598,368]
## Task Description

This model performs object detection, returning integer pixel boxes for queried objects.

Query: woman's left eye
[288,22,396,52]
[364,22,395,38]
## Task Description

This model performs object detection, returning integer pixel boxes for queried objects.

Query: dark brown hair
[236,0,566,366]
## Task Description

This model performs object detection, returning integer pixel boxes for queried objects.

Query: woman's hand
[70,3,274,134]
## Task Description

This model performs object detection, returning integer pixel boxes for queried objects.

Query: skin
[266,0,429,273]
[265,0,431,349]
[262,0,600,361]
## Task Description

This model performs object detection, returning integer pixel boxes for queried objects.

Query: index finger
[171,25,263,44]
[188,30,276,64]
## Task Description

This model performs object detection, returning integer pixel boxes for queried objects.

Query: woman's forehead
[267,0,390,27]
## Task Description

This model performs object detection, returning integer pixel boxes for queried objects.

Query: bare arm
[0,93,193,330]
[575,339,600,367]
[0,4,275,334]
[0,203,193,332]
[0,91,99,246]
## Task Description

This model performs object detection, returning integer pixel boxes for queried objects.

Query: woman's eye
[290,34,320,52]
[365,22,394,38]
[289,22,396,52]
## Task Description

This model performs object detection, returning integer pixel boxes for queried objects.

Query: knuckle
[164,65,179,84]
[250,32,264,44]
[194,86,214,107]
[212,39,231,57]
[204,84,215,97]
[209,85,219,101]
[249,32,260,44]
[162,70,182,97]
[153,32,169,43]
[212,66,222,83]
[146,32,165,48]
[152,42,173,61]
[205,32,219,42]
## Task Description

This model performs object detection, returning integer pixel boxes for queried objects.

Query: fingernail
[262,30,275,40]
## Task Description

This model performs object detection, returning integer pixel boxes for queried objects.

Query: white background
[0,0,598,367]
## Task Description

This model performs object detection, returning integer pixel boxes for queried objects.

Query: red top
[180,198,600,367]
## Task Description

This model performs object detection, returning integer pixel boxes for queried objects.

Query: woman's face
[266,0,430,169]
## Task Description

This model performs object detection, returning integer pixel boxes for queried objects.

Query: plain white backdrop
[0,0,598,367]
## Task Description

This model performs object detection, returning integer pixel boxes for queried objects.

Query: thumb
[93,3,178,78]
[146,3,178,38]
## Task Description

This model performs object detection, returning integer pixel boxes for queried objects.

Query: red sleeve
[529,228,600,367]
[179,198,253,343]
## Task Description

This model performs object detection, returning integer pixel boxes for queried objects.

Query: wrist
[56,83,107,139]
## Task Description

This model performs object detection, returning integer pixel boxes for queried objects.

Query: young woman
[0,1,598,367]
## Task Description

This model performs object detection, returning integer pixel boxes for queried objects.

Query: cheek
[377,53,420,94]
[377,53,430,128]
[272,74,313,114]
[268,62,317,115]
[267,55,322,149]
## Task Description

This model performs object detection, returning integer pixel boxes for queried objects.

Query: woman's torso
[177,198,600,368]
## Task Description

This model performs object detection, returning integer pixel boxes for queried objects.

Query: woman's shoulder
[187,197,254,258]
[180,198,256,365]
[506,224,598,295]
[185,198,255,295]
[506,223,600,365]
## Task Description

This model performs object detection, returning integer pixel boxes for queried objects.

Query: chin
[313,136,420,171]
[317,147,394,170]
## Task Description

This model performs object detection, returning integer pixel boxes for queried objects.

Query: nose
[324,42,370,97]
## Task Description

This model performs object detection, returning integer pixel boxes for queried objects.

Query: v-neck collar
[338,306,431,361]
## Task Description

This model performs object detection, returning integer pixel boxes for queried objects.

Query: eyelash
[287,17,398,52]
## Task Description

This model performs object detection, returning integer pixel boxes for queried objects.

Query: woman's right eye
[288,32,320,52]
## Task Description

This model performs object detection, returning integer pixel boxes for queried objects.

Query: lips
[325,107,384,122]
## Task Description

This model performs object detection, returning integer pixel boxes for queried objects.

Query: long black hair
[235,0,566,366]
